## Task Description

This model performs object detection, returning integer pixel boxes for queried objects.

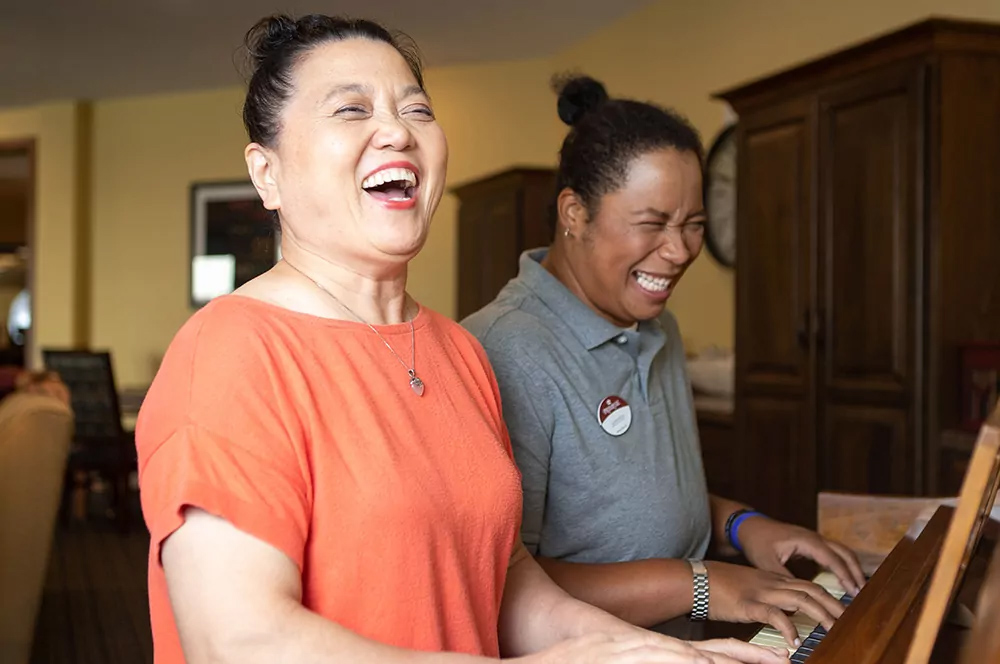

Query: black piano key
[780,589,860,661]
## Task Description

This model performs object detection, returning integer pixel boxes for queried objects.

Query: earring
[564,227,571,238]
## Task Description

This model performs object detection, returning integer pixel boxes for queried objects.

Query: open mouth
[361,166,419,203]
[632,269,674,295]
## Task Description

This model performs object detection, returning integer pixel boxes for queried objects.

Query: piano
[654,404,1000,663]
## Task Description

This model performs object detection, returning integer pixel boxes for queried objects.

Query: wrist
[687,559,710,621]
[725,509,767,554]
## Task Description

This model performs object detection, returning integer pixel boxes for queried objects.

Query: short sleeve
[136,303,312,570]
[483,346,555,555]
[140,424,311,569]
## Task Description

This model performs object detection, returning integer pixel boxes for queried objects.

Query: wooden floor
[30,521,152,664]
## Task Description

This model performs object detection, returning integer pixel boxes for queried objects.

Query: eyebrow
[631,207,708,220]
[320,83,429,105]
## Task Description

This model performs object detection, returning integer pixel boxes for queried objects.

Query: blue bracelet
[728,510,765,553]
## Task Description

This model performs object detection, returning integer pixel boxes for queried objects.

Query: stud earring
[564,228,571,238]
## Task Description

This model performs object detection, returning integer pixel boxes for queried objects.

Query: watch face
[704,125,737,268]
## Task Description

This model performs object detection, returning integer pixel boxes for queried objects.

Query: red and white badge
[596,395,632,436]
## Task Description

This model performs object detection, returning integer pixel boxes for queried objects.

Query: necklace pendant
[409,373,425,397]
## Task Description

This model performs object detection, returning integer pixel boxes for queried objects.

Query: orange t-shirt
[136,296,523,663]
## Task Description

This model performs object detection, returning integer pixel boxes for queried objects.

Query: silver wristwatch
[688,559,710,621]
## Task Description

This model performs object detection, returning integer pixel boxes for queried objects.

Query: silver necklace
[287,262,425,397]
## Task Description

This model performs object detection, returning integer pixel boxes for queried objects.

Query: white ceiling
[0,0,654,108]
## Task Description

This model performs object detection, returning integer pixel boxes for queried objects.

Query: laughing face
[247,37,448,272]
[566,147,706,326]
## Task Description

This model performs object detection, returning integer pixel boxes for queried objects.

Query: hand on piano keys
[706,562,846,648]
[748,572,853,663]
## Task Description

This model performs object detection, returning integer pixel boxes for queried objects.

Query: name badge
[597,395,632,436]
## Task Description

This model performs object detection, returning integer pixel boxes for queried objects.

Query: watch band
[688,559,710,621]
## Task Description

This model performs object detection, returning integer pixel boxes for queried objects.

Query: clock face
[703,125,737,268]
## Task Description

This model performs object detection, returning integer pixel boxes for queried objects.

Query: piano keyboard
[748,572,855,662]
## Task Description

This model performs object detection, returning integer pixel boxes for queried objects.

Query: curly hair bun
[245,15,299,65]
[554,75,608,126]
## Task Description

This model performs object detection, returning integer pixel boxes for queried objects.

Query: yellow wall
[550,0,1000,353]
[90,88,248,385]
[0,102,84,367]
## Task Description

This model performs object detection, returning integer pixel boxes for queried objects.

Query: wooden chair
[41,350,136,532]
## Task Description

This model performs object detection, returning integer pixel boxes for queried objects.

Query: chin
[630,301,669,322]
[373,232,428,261]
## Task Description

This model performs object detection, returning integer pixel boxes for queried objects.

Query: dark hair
[553,74,703,218]
[242,14,425,146]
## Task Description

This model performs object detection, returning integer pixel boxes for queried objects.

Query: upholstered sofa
[0,391,74,664]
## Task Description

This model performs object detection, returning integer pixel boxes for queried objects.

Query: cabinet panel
[818,66,924,401]
[820,404,912,495]
[738,396,815,528]
[457,193,519,320]
[736,99,814,396]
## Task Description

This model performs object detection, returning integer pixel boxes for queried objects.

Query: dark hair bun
[554,75,608,126]
[245,15,299,65]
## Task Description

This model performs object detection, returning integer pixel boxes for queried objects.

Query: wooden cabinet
[720,19,1000,526]
[454,168,556,320]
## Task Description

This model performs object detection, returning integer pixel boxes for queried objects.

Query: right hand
[705,561,844,647]
[516,631,788,664]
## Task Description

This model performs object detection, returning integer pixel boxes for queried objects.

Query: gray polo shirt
[462,248,711,563]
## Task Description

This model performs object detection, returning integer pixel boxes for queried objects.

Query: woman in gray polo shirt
[463,76,866,649]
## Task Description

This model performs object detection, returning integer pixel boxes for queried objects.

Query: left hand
[736,517,866,596]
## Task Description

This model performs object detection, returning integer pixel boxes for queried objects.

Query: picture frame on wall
[189,180,280,307]
[959,342,1000,432]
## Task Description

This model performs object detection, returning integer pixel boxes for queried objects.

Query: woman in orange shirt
[136,14,786,664]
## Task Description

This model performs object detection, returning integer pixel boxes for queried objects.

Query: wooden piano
[655,404,1000,663]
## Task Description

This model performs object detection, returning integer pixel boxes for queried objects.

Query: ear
[245,142,281,211]
[556,187,589,239]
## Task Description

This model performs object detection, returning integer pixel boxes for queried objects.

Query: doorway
[0,140,35,369]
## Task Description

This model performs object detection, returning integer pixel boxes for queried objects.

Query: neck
[279,244,412,326]
[542,239,634,329]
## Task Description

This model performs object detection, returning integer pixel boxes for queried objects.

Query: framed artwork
[959,342,1000,432]
[189,181,280,307]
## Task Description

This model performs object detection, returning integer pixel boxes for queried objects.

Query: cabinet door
[457,191,519,320]
[820,404,912,494]
[735,98,815,397]
[737,396,816,527]
[817,65,925,405]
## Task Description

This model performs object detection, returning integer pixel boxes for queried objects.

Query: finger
[695,638,789,663]
[750,553,791,579]
[827,540,866,591]
[771,587,839,632]
[747,601,800,648]
[795,539,860,595]
[788,579,847,620]
[621,632,708,658]
[606,644,712,664]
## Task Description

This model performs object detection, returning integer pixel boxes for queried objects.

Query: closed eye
[334,105,370,117]
[404,104,435,120]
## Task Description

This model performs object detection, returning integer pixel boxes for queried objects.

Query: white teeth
[362,167,417,190]
[634,271,672,292]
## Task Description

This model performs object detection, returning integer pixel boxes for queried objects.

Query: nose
[658,226,693,265]
[371,111,415,151]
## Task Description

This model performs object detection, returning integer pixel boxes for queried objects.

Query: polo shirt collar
[516,248,663,351]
